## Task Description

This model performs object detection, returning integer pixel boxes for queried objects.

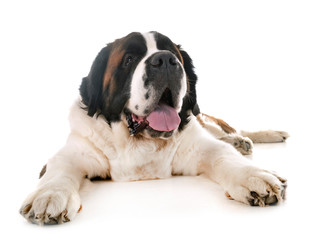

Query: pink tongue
[146,103,181,132]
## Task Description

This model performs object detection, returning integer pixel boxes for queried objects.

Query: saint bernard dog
[20,31,289,225]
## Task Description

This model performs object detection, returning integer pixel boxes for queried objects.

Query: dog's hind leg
[240,130,290,143]
[197,113,253,155]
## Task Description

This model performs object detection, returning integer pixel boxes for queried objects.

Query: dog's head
[80,31,199,138]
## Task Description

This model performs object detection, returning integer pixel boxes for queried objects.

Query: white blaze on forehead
[127,32,160,116]
[142,32,158,54]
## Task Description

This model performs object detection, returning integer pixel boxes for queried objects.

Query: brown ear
[80,44,112,117]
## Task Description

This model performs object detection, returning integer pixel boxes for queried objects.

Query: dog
[20,31,288,225]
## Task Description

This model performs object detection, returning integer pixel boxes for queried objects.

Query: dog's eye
[124,55,134,66]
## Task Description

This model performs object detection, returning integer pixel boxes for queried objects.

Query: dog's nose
[149,52,177,69]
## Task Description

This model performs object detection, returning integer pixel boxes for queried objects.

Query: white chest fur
[69,100,182,181]
[109,123,180,181]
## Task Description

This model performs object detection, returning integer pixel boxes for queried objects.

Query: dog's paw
[268,130,290,142]
[20,187,81,225]
[225,168,287,207]
[221,134,253,155]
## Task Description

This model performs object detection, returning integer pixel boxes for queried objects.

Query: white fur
[20,99,286,224]
[128,33,159,116]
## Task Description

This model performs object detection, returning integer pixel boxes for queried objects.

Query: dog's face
[80,32,199,138]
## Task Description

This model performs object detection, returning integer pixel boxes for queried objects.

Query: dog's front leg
[197,137,287,206]
[174,124,287,206]
[20,155,82,224]
[20,134,110,224]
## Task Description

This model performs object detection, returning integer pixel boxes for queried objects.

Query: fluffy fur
[20,32,288,225]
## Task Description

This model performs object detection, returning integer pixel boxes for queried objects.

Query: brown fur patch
[200,113,237,134]
[77,205,82,213]
[103,43,125,91]
[39,164,47,179]
[225,192,234,200]
[196,114,206,127]
[174,44,184,66]
[154,138,169,152]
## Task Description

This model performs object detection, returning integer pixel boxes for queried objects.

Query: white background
[1,0,317,239]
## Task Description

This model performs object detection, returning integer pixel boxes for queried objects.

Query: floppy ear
[178,46,200,119]
[80,44,112,117]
